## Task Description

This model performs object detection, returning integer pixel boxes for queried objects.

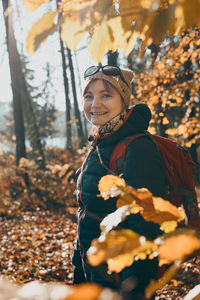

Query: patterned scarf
[98,109,128,137]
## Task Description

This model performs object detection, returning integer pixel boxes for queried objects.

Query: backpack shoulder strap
[109,133,148,174]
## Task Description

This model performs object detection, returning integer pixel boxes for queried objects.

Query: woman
[72,65,168,297]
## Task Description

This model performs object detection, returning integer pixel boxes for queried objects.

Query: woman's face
[83,79,124,128]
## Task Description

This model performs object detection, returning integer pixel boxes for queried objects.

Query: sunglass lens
[102,66,120,76]
[84,66,99,78]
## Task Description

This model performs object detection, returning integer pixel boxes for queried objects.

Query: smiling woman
[83,79,124,128]
[72,64,168,298]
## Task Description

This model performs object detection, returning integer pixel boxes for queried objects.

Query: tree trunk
[57,0,72,151]
[20,81,46,169]
[2,0,45,169]
[67,47,85,148]
[2,0,26,165]
[74,52,88,140]
[107,50,118,66]
[58,36,73,151]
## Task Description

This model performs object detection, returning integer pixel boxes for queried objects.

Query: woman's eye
[84,95,93,100]
[102,93,111,98]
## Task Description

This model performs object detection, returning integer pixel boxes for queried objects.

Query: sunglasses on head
[84,65,129,87]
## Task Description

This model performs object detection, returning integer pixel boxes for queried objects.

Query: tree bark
[107,50,118,66]
[67,47,85,148]
[56,0,73,151]
[2,0,26,165]
[58,35,73,151]
[2,0,45,168]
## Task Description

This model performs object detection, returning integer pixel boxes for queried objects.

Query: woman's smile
[83,79,124,128]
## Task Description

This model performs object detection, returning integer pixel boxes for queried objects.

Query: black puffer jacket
[72,104,168,293]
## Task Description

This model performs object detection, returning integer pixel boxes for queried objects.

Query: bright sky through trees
[0,0,97,111]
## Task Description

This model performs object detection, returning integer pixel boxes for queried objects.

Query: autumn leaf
[26,11,58,55]
[98,175,126,200]
[107,16,131,52]
[140,195,185,231]
[116,185,185,231]
[107,252,136,273]
[87,229,140,266]
[107,240,157,273]
[156,229,200,265]
[87,20,114,62]
[65,283,102,300]
[99,176,185,231]
[116,185,139,208]
[61,16,89,50]
[24,0,200,59]
[160,220,178,233]
[58,164,70,178]
[162,117,169,125]
[23,0,49,12]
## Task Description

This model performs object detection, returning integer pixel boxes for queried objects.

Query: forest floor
[1,207,200,299]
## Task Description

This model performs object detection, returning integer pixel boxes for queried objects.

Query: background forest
[0,0,200,299]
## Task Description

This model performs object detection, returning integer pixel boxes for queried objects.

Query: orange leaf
[87,229,140,266]
[98,175,126,200]
[64,283,102,300]
[158,234,200,265]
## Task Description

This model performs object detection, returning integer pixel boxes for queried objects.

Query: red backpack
[109,132,200,230]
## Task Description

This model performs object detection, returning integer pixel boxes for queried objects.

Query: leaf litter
[0,208,77,285]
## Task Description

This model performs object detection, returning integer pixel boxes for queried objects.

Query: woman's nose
[91,96,101,108]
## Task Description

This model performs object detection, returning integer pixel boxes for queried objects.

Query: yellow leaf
[100,177,185,226]
[107,16,131,52]
[160,220,178,233]
[158,234,200,265]
[162,117,169,125]
[66,283,102,300]
[123,31,139,56]
[23,0,49,12]
[87,20,114,62]
[26,11,58,55]
[58,164,70,178]
[87,229,140,266]
[107,240,157,273]
[98,175,126,200]
[61,16,88,50]
[107,252,135,273]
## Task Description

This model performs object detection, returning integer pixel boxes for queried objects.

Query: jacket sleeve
[123,136,167,198]
[119,136,167,286]
[120,136,168,238]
